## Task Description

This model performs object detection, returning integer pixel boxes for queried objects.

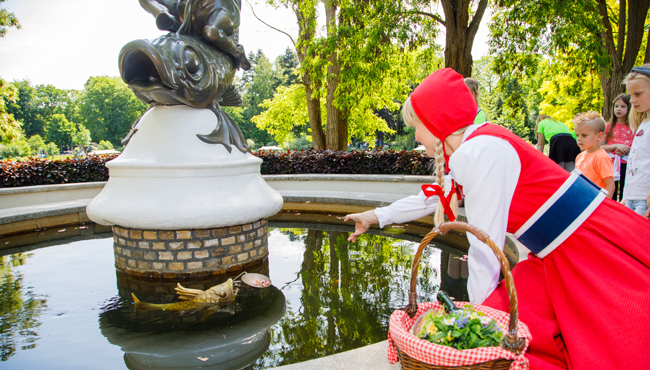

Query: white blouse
[374,124,521,304]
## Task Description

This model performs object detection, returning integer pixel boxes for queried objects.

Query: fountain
[86,0,282,279]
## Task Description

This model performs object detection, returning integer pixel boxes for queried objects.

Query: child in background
[622,65,650,218]
[600,94,634,201]
[464,77,487,124]
[535,114,581,171]
[574,112,615,198]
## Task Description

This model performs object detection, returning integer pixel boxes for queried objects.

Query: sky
[0,0,491,91]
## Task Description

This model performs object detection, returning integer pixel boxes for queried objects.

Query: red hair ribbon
[421,183,461,222]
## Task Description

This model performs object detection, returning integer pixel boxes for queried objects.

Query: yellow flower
[426,323,437,335]
[447,331,453,341]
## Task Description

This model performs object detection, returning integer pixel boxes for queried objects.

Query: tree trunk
[305,81,326,149]
[600,67,627,121]
[596,0,650,119]
[440,0,488,77]
[324,0,347,150]
[294,1,326,149]
[444,29,473,77]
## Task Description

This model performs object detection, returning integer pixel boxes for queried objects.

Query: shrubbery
[254,149,433,175]
[0,150,433,188]
[0,155,118,188]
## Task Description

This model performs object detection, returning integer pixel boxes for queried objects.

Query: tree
[0,77,21,143]
[78,76,148,147]
[409,0,489,77]
[0,0,20,37]
[276,47,301,87]
[72,124,92,148]
[489,0,650,119]
[256,0,326,148]
[473,56,542,141]
[44,113,76,149]
[237,50,278,145]
[261,0,438,149]
[7,80,79,138]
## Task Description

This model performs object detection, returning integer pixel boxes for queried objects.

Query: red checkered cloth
[388,302,532,370]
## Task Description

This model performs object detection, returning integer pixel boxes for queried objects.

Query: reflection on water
[0,220,455,369]
[0,254,47,361]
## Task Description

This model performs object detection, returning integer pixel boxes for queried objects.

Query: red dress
[467,125,650,370]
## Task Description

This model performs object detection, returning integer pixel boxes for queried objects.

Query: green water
[0,220,455,369]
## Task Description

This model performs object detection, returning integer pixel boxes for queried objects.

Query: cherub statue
[138,0,251,70]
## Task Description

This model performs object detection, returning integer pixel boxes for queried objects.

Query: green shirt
[537,119,571,143]
[474,109,487,124]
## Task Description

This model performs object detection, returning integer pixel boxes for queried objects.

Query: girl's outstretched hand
[344,210,379,242]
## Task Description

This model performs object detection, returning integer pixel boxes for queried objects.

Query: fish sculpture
[131,278,239,311]
[119,32,250,153]
[138,0,251,70]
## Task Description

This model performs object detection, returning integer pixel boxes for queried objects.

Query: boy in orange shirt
[574,111,615,198]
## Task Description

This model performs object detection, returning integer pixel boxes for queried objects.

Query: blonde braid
[432,137,459,226]
[433,137,446,226]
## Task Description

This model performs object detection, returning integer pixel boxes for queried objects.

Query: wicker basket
[394,221,526,370]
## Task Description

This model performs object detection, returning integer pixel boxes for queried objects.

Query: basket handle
[402,221,526,354]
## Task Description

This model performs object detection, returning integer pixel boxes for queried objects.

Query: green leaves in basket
[414,306,505,350]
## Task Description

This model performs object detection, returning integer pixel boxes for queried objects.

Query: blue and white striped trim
[514,170,606,258]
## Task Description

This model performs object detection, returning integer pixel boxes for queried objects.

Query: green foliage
[72,125,92,148]
[0,78,22,144]
[253,84,309,145]
[44,114,76,149]
[489,0,650,119]
[97,140,114,150]
[472,56,541,142]
[7,80,79,139]
[0,140,30,159]
[234,51,278,144]
[537,60,603,129]
[26,135,45,154]
[276,47,301,87]
[43,142,59,156]
[415,306,505,350]
[0,0,20,37]
[78,76,147,148]
[284,133,312,150]
[390,126,416,151]
[0,254,47,361]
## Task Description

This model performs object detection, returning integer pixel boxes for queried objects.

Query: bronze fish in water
[131,278,238,311]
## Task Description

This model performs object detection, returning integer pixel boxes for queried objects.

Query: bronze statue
[119,12,250,152]
[139,0,251,70]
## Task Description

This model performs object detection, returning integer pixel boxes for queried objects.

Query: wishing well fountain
[86,0,282,280]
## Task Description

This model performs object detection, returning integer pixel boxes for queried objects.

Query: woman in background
[535,115,581,171]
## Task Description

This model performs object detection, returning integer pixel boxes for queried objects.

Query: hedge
[0,150,433,188]
[0,155,119,188]
[255,149,433,175]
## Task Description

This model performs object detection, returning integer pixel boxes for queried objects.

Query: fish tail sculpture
[119,22,251,153]
[131,278,238,311]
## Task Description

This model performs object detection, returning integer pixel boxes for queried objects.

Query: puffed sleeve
[449,135,521,304]
[374,176,452,228]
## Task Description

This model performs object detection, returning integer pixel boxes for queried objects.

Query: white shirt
[623,119,650,200]
[374,124,521,304]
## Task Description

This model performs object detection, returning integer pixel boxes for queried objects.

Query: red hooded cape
[410,68,477,161]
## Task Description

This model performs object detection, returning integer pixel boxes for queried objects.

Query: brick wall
[112,219,268,279]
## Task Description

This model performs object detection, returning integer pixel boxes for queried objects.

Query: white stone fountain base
[87,105,283,230]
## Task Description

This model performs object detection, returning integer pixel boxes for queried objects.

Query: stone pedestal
[87,106,283,278]
[112,219,268,279]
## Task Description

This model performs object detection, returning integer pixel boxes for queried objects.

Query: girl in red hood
[345,68,650,369]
